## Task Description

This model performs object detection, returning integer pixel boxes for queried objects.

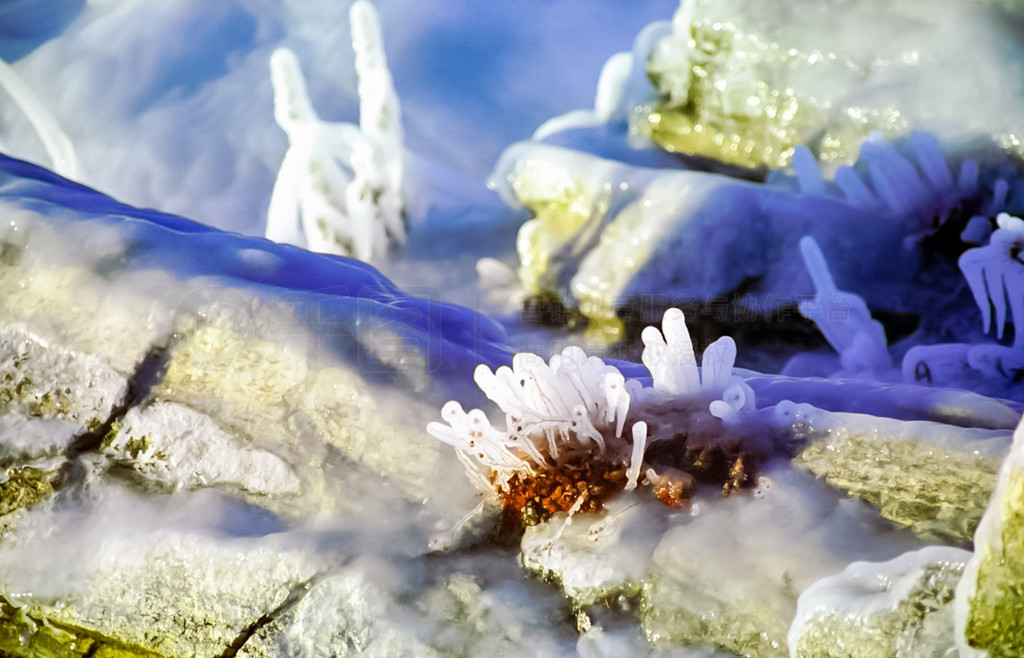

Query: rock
[155,310,478,519]
[645,0,1024,170]
[790,406,1012,544]
[520,494,666,609]
[489,143,915,341]
[789,545,970,657]
[639,463,924,657]
[101,401,302,505]
[0,323,127,435]
[955,414,1024,656]
[0,486,326,658]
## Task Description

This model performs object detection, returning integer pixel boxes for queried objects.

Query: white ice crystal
[266,0,405,262]
[428,308,757,494]
[640,307,756,423]
[959,212,1024,349]
[797,236,892,377]
[427,345,635,492]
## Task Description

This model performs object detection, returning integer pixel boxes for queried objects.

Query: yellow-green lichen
[964,460,1024,655]
[644,14,905,171]
[794,562,963,657]
[0,595,164,658]
[794,434,999,544]
[515,177,605,298]
[0,467,58,517]
[640,572,791,658]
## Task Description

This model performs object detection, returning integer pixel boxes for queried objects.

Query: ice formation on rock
[640,307,756,423]
[428,307,757,504]
[266,1,405,262]
[796,236,892,377]
[960,212,1024,349]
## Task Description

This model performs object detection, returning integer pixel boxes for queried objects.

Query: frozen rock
[489,143,916,340]
[639,464,924,657]
[238,566,433,658]
[789,546,970,657]
[789,405,1012,544]
[955,413,1024,656]
[156,310,476,518]
[520,495,666,608]
[0,207,180,374]
[101,401,301,504]
[645,0,1024,171]
[0,323,126,435]
[0,488,327,658]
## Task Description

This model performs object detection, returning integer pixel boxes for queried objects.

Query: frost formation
[265,0,405,262]
[427,308,755,494]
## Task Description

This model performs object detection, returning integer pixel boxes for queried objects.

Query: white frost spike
[834,165,880,210]
[267,10,405,261]
[602,370,630,438]
[642,308,700,395]
[798,236,892,375]
[350,0,405,246]
[909,131,953,191]
[792,146,825,197]
[959,213,1024,348]
[859,132,930,215]
[709,382,756,423]
[641,308,757,420]
[0,58,79,180]
[700,336,738,393]
[625,421,648,491]
[958,159,980,193]
[431,346,634,492]
[351,1,402,146]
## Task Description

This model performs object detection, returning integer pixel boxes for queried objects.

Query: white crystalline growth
[639,307,756,423]
[266,1,405,262]
[798,236,892,377]
[959,212,1024,349]
[428,309,757,494]
[427,346,635,492]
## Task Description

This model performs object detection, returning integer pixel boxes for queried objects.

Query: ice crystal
[427,345,635,493]
[0,58,78,180]
[797,236,892,377]
[265,1,405,262]
[640,307,756,423]
[428,309,757,507]
[959,212,1024,349]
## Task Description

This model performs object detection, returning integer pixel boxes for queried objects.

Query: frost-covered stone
[955,414,1024,656]
[158,312,475,519]
[0,489,326,658]
[102,401,301,502]
[645,0,1024,170]
[489,142,929,340]
[639,464,924,657]
[789,546,970,658]
[0,323,126,431]
[0,211,179,373]
[789,406,1011,543]
[520,495,665,608]
[238,566,433,658]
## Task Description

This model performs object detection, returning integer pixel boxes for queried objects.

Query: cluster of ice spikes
[959,213,1024,350]
[265,0,405,262]
[428,308,755,494]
